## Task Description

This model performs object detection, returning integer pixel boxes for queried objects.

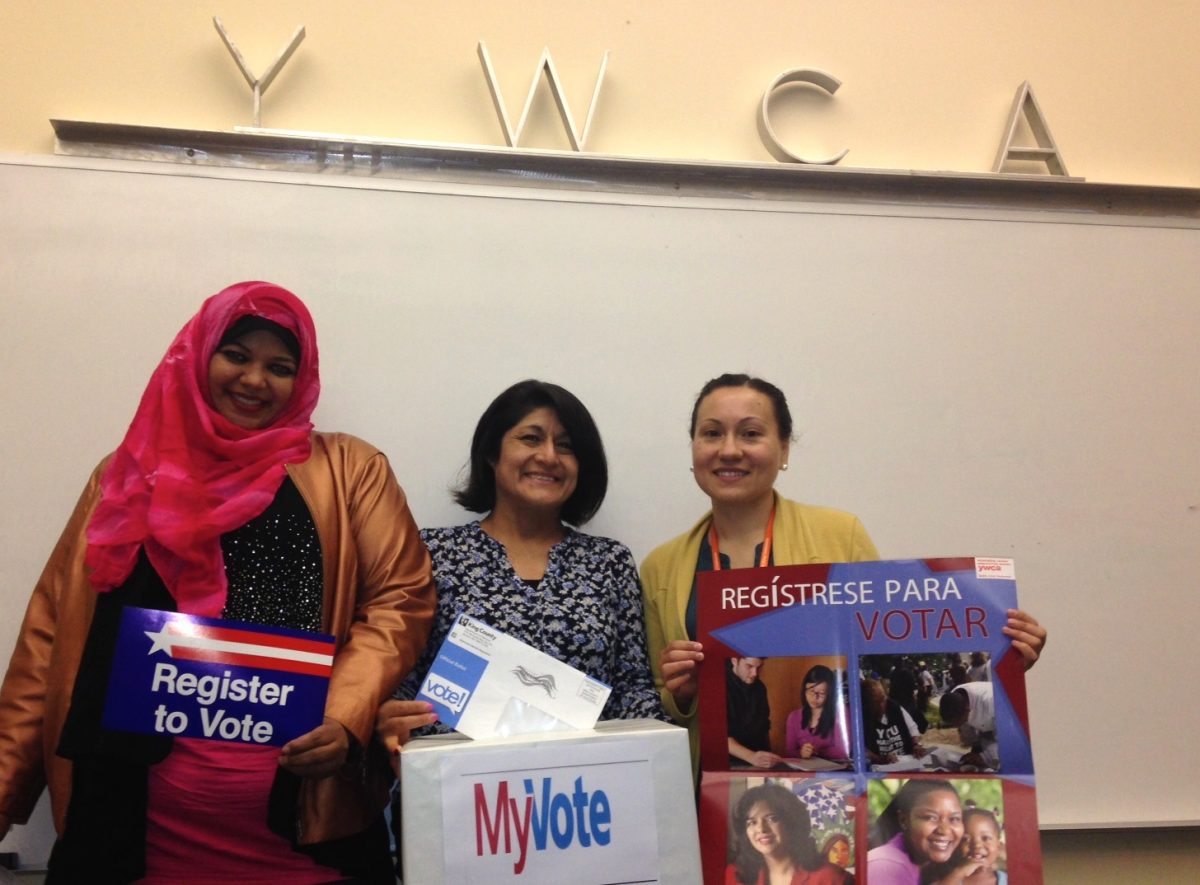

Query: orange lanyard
[708,505,775,571]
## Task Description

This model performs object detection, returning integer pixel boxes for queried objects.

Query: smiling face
[207,328,297,430]
[743,800,786,859]
[964,813,1001,869]
[691,386,789,510]
[826,836,851,868]
[900,788,964,865]
[491,407,579,518]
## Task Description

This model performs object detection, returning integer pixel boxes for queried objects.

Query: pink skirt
[140,738,341,884]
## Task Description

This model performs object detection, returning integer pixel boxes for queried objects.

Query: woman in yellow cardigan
[639,374,1047,770]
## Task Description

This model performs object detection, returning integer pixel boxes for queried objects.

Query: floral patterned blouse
[395,521,666,725]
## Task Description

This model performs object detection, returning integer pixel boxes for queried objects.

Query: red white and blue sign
[102,607,334,746]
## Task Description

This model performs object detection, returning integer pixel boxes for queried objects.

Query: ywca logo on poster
[444,756,659,883]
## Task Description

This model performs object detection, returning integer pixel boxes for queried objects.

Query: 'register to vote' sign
[102,607,334,746]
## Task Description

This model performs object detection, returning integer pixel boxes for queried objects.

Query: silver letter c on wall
[758,68,849,165]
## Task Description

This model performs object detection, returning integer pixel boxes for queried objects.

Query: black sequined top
[220,476,323,630]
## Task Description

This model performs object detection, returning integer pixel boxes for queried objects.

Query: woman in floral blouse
[377,379,665,751]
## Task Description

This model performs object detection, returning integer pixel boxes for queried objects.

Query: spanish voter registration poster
[695,557,1044,884]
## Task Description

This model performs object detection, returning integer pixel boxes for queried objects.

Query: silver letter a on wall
[993,81,1071,176]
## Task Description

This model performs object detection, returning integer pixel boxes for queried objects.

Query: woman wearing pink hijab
[0,282,434,883]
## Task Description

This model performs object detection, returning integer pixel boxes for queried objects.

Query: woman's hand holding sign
[278,716,351,777]
[1003,608,1047,669]
[659,639,704,711]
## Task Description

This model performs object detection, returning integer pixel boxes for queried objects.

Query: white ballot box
[400,719,701,884]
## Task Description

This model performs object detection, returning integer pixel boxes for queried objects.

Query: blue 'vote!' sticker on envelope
[102,607,334,746]
[417,614,611,739]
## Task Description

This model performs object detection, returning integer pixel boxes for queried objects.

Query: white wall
[1,159,1198,871]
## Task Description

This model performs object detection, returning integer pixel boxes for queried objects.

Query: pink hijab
[84,281,321,616]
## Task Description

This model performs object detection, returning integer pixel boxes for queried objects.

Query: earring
[780,463,789,471]
[689,466,695,472]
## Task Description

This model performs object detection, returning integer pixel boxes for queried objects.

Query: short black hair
[939,687,970,724]
[454,379,608,526]
[963,806,1002,833]
[689,373,793,440]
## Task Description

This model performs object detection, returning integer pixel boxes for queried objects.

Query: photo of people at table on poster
[724,654,853,771]
[859,652,999,773]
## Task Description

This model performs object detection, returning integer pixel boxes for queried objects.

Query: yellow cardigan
[639,493,878,771]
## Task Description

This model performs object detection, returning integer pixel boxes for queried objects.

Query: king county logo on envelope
[102,607,334,746]
[417,614,611,739]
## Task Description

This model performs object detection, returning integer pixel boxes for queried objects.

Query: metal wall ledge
[51,118,1200,220]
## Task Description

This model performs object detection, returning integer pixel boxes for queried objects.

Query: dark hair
[453,379,607,526]
[871,779,961,855]
[688,373,793,440]
[860,677,885,713]
[799,665,838,739]
[962,806,1001,834]
[219,314,300,360]
[938,688,969,724]
[728,784,822,883]
[820,832,851,863]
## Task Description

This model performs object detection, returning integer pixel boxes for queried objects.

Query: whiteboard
[1,158,1197,862]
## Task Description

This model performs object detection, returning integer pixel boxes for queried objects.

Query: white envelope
[416,613,612,739]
